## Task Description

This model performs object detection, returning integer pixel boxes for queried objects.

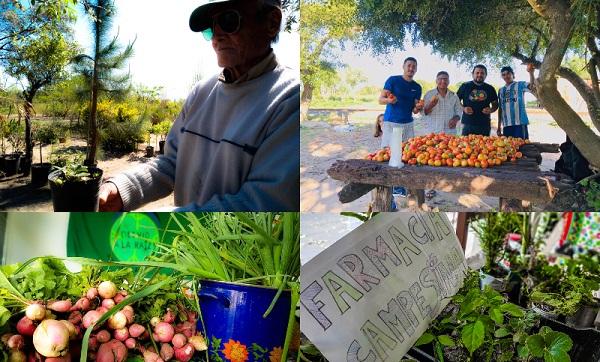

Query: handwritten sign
[300,213,467,362]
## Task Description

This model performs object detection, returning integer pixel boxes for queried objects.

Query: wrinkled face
[436,74,449,89]
[472,67,487,83]
[208,1,276,70]
[501,70,514,84]
[403,60,417,78]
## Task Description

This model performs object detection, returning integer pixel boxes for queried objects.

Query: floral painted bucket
[197,280,291,362]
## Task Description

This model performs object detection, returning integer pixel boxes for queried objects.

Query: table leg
[410,189,425,208]
[373,186,393,211]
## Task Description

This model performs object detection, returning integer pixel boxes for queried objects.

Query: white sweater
[110,58,299,211]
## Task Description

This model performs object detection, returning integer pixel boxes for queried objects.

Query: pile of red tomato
[365,133,527,169]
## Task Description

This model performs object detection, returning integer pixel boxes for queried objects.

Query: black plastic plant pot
[0,154,6,174]
[48,167,103,211]
[145,146,154,157]
[20,156,31,176]
[3,154,21,176]
[479,270,507,292]
[31,163,52,187]
[531,302,561,321]
[566,305,599,329]
[158,140,165,154]
[541,315,600,362]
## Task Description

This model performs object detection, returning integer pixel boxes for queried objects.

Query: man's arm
[379,89,394,105]
[176,95,300,211]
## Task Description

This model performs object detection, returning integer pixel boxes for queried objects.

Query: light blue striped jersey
[499,81,531,126]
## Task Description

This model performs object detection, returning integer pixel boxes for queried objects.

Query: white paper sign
[300,212,467,362]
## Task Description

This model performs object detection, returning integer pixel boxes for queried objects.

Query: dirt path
[300,110,566,212]
[0,139,173,211]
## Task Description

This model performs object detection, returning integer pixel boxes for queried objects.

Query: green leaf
[547,332,573,355]
[494,327,510,338]
[489,307,504,325]
[544,350,570,362]
[415,332,435,346]
[526,335,545,357]
[0,306,10,328]
[461,320,485,355]
[499,303,524,317]
[517,344,530,359]
[437,334,455,347]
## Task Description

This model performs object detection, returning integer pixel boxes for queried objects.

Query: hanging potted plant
[158,212,300,362]
[47,151,103,211]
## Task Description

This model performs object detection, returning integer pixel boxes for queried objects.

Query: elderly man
[99,0,299,211]
[457,64,498,136]
[422,71,462,135]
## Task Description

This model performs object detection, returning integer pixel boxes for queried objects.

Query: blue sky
[73,0,300,100]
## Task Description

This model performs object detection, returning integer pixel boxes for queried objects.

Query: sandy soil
[0,138,173,211]
[300,109,567,212]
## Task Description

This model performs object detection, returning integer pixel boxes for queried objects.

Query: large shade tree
[72,0,134,166]
[300,0,359,121]
[356,0,600,169]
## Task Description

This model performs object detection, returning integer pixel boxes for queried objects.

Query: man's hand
[99,182,124,211]
[428,95,439,108]
[463,106,474,115]
[448,117,458,129]
[482,107,492,115]
[388,93,397,104]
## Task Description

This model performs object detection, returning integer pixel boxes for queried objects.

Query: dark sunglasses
[202,10,242,41]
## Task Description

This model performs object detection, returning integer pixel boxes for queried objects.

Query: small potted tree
[48,150,103,211]
[30,123,57,187]
[144,131,154,157]
[4,119,24,176]
[153,120,171,155]
[471,213,510,291]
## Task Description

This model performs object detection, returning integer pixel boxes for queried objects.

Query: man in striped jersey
[497,65,536,139]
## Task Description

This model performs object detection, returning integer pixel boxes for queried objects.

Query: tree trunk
[86,22,101,167]
[535,0,600,169]
[23,93,35,176]
[301,83,313,122]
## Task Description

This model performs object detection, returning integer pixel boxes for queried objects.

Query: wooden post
[456,212,469,252]
[373,186,393,211]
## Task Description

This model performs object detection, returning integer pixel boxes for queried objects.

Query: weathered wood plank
[338,182,376,203]
[373,186,392,211]
[529,142,560,153]
[327,159,573,203]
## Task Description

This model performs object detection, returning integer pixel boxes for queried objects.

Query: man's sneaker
[392,186,407,197]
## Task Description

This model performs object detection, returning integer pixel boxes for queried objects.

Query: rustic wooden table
[327,143,575,211]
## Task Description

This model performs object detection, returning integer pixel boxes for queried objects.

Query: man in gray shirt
[99,0,299,211]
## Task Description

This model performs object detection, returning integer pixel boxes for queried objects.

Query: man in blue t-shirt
[378,57,424,148]
[457,64,498,136]
[497,65,536,139]
[378,57,423,201]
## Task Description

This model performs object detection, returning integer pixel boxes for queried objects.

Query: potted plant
[47,151,103,211]
[30,124,57,187]
[153,120,171,155]
[158,212,300,362]
[144,131,154,157]
[3,119,25,176]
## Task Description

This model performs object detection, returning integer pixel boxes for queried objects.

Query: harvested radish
[163,309,175,324]
[68,311,82,325]
[160,343,174,361]
[102,298,115,309]
[122,306,134,324]
[96,340,127,362]
[87,288,98,300]
[188,335,208,351]
[142,350,163,362]
[154,322,175,343]
[108,311,127,330]
[16,316,36,337]
[173,343,194,362]
[114,327,129,342]
[8,350,26,362]
[96,330,111,343]
[48,300,72,313]
[177,321,195,338]
[59,320,77,340]
[27,350,43,362]
[171,333,186,348]
[1,333,13,344]
[82,310,102,329]
[25,304,46,321]
[124,337,136,349]
[98,281,118,299]
[96,306,109,314]
[128,324,145,338]
[88,336,99,351]
[72,297,91,312]
[113,294,125,304]
[45,352,71,362]
[7,334,25,350]
[150,317,160,327]
[32,319,70,357]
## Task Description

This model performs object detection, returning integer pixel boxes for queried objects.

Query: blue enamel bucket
[197,280,291,362]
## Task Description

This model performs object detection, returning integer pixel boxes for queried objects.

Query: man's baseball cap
[189,0,282,32]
